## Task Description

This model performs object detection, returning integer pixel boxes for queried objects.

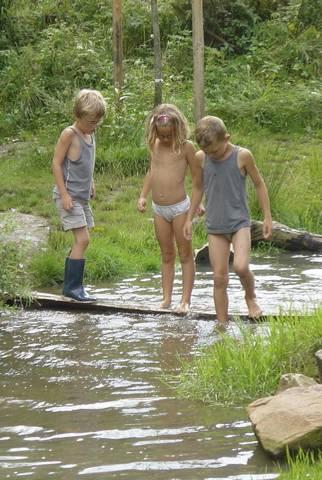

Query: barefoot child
[137,104,202,314]
[184,116,272,322]
[52,89,106,301]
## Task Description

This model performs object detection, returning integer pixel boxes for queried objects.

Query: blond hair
[145,103,190,152]
[73,89,107,119]
[195,115,227,148]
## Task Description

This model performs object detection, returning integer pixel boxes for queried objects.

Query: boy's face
[202,135,230,160]
[77,114,104,134]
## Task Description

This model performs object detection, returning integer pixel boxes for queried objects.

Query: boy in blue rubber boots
[52,89,106,301]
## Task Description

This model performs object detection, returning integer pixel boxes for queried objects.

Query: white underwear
[152,196,190,223]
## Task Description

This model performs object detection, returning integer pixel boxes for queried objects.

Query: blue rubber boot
[63,258,96,302]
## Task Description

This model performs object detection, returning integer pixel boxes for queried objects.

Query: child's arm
[240,148,272,239]
[137,168,152,213]
[184,149,205,240]
[52,128,75,211]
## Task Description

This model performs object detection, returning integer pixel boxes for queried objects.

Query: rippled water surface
[94,252,322,315]
[0,253,321,479]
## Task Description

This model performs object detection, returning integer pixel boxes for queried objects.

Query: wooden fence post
[151,0,162,106]
[113,0,123,91]
[192,0,204,121]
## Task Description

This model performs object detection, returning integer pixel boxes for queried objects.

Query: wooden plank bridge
[5,291,283,322]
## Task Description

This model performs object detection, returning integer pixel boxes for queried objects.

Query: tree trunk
[192,0,204,121]
[251,220,322,251]
[112,0,123,91]
[195,220,322,264]
[151,0,162,106]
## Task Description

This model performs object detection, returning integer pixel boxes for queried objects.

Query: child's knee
[162,250,176,264]
[76,235,90,250]
[213,273,229,289]
[233,261,250,278]
[178,248,193,264]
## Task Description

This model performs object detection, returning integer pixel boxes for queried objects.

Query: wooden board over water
[10,291,281,322]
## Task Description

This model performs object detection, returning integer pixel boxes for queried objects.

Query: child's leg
[208,234,231,322]
[70,227,90,259]
[173,213,195,313]
[232,227,262,318]
[63,226,95,301]
[154,215,176,308]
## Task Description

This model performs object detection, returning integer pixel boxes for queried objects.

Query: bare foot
[175,302,190,315]
[160,299,171,309]
[216,320,228,333]
[245,297,263,319]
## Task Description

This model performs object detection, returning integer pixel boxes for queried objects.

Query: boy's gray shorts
[55,198,94,231]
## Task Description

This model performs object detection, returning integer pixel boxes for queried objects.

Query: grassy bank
[0,127,321,293]
[175,309,322,405]
[278,450,322,480]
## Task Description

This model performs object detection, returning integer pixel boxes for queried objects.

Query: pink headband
[151,113,171,125]
[157,114,170,122]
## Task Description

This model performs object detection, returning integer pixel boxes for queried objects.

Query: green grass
[0,213,34,298]
[175,309,322,405]
[0,127,321,290]
[278,449,322,480]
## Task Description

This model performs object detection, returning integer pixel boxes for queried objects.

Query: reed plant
[175,310,322,405]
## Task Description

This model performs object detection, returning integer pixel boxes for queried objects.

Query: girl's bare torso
[150,142,189,206]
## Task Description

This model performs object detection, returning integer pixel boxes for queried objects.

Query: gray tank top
[203,145,250,234]
[53,127,95,201]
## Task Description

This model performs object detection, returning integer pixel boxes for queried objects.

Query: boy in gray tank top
[52,89,106,301]
[183,116,272,323]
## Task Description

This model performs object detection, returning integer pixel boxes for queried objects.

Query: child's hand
[196,204,205,217]
[262,217,273,239]
[137,197,147,212]
[90,185,96,199]
[183,220,193,240]
[62,193,73,211]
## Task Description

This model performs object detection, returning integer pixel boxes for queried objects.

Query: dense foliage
[0,0,321,140]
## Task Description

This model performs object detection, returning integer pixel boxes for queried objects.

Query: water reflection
[1,252,321,478]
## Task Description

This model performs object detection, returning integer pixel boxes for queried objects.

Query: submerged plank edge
[3,291,278,322]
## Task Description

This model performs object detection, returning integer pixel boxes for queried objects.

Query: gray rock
[277,373,317,393]
[247,384,322,457]
[0,211,49,250]
[315,349,322,383]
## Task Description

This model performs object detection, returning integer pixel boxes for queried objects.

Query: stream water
[0,252,321,479]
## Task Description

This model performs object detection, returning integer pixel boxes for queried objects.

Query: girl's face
[156,125,173,146]
[76,114,104,135]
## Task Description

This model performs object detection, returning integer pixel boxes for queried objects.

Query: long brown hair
[145,103,190,153]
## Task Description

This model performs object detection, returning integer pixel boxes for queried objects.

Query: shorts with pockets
[55,198,94,231]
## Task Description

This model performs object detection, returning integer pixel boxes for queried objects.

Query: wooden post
[151,0,162,106]
[112,0,123,91]
[192,0,204,121]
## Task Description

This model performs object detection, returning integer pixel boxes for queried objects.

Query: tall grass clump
[278,449,322,480]
[0,214,32,300]
[176,310,322,405]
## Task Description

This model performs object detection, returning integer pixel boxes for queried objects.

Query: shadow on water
[0,252,321,479]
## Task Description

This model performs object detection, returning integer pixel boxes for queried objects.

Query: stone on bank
[247,374,322,457]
